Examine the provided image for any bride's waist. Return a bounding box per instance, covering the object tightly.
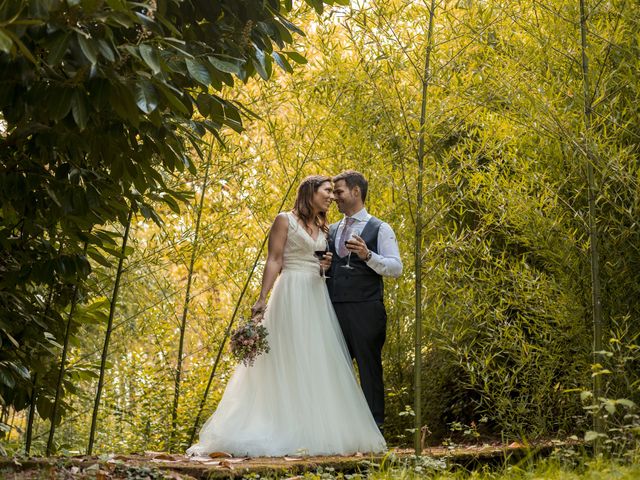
[281,259,319,273]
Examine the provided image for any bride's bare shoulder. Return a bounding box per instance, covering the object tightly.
[272,212,291,229]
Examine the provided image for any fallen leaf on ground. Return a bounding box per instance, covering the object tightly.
[96,470,110,480]
[151,453,178,461]
[208,451,233,458]
[283,456,301,461]
[508,442,523,448]
[218,460,235,470]
[225,457,247,463]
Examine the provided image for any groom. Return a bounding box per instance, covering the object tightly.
[326,170,402,431]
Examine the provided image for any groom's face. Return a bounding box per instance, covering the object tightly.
[333,180,359,214]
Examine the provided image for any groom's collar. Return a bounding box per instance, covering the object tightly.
[345,208,370,222]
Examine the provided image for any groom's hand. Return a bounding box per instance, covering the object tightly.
[319,252,333,271]
[346,235,370,260]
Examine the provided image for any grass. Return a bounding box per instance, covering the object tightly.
[299,456,640,480]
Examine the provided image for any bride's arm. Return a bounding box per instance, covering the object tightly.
[251,213,288,318]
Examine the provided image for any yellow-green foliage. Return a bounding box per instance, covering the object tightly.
[4,0,640,456]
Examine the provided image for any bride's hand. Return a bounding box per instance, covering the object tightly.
[251,299,267,322]
[319,252,333,271]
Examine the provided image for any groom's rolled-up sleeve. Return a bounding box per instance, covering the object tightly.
[366,222,403,278]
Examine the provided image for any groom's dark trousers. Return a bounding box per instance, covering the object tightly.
[327,217,386,427]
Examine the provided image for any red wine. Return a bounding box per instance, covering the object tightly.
[314,250,327,259]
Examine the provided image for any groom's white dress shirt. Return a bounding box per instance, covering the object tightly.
[334,208,403,278]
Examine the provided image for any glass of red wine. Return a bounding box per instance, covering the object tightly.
[341,233,356,270]
[314,249,330,278]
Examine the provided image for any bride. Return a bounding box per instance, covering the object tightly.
[186,175,386,457]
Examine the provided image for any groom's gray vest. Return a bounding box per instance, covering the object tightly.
[327,217,383,303]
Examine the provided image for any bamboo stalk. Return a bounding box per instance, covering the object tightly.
[578,0,604,450]
[87,207,133,454]
[45,242,88,455]
[8,409,15,440]
[168,144,214,452]
[414,0,437,455]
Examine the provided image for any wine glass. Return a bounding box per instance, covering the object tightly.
[314,249,330,278]
[341,233,357,270]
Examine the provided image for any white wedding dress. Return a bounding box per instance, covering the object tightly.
[187,212,386,457]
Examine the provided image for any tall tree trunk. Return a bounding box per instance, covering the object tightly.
[25,373,37,455]
[26,255,59,455]
[168,147,214,452]
[579,0,604,450]
[46,242,88,455]
[87,208,133,454]
[414,0,437,455]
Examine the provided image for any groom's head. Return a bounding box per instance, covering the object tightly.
[333,170,368,215]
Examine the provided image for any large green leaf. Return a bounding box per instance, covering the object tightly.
[273,52,293,73]
[110,81,141,127]
[186,58,211,86]
[139,44,161,74]
[0,368,15,389]
[47,87,73,121]
[252,47,272,80]
[46,31,71,65]
[155,82,190,116]
[209,56,242,75]
[134,79,158,114]
[77,33,98,64]
[283,51,307,64]
[71,91,88,130]
[8,361,30,380]
[97,39,115,62]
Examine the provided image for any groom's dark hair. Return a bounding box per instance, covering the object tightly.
[333,170,368,203]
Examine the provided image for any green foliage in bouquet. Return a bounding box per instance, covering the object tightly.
[230,319,270,367]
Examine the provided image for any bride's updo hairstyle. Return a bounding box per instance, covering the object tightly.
[293,175,331,235]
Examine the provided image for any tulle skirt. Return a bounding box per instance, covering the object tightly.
[186,268,387,457]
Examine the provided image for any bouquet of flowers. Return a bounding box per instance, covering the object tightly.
[230,314,270,367]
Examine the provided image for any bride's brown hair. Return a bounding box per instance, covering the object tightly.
[293,175,331,235]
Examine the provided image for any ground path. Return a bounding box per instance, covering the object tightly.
[1,441,572,479]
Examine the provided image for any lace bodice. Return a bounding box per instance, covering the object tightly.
[282,212,327,273]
